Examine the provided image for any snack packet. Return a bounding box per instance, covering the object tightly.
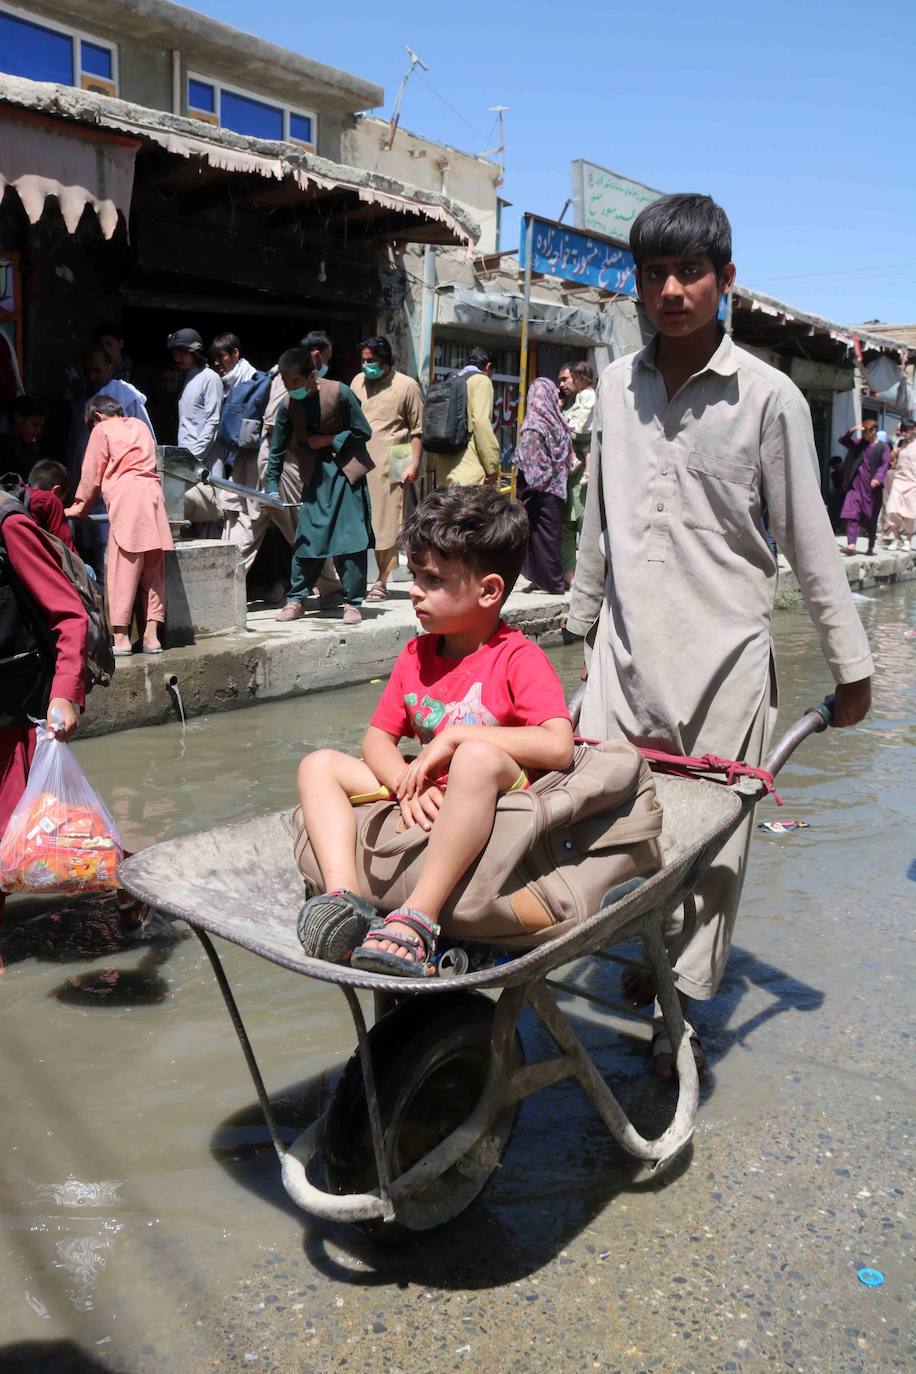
[0,730,123,894]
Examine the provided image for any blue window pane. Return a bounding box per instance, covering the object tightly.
[289,112,313,144]
[0,12,73,85]
[221,89,283,141]
[80,40,112,81]
[188,77,215,114]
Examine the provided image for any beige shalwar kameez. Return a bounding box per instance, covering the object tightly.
[350,369,423,567]
[567,332,874,1000]
[435,372,501,487]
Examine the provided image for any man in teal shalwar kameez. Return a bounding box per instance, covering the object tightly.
[267,347,374,626]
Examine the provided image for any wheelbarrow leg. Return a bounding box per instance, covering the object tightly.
[526,956,697,1166]
[641,914,701,1108]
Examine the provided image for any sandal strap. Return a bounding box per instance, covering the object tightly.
[361,928,423,954]
[385,907,440,952]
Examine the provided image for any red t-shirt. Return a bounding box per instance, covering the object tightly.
[371,621,570,745]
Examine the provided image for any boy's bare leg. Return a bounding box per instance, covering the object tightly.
[368,739,519,962]
[298,750,383,893]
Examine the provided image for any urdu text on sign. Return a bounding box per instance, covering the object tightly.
[519,215,638,297]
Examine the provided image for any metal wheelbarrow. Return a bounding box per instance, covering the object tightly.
[118,697,832,1238]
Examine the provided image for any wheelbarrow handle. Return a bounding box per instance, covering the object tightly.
[764,695,834,778]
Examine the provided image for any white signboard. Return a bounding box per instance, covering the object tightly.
[572,160,664,244]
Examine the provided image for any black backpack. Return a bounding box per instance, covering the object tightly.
[421,373,471,454]
[0,489,114,712]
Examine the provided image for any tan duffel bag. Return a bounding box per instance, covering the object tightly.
[284,740,663,948]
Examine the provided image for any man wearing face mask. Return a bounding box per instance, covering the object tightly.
[222,331,341,603]
[350,336,423,600]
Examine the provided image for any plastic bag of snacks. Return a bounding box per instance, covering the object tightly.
[0,729,123,894]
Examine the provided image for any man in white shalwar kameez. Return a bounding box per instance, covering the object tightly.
[567,194,873,1079]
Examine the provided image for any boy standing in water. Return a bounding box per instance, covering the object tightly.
[296,486,573,976]
[567,193,873,1077]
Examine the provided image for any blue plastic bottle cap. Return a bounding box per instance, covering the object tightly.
[857,1267,884,1287]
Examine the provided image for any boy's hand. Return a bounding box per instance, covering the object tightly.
[831,677,871,727]
[395,784,445,832]
[399,729,462,796]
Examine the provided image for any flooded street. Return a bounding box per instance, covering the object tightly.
[1,587,913,1374]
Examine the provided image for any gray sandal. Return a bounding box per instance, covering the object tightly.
[297,889,380,964]
[350,907,439,978]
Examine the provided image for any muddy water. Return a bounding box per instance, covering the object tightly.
[1,588,913,1373]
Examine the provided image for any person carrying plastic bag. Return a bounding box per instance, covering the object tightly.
[0,486,88,921]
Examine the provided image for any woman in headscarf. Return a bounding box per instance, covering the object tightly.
[514,377,574,594]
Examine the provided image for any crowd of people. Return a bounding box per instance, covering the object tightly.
[1,189,907,1082]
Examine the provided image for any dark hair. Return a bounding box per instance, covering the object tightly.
[93,322,122,343]
[562,360,596,386]
[210,332,241,356]
[359,335,393,366]
[85,393,124,427]
[630,193,733,273]
[10,394,46,421]
[301,330,332,354]
[467,347,493,370]
[28,458,69,493]
[85,344,113,366]
[399,486,528,599]
[278,347,317,378]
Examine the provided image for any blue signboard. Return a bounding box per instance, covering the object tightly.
[519,214,638,297]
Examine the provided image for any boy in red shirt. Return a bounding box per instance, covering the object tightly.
[296,485,574,976]
[26,460,78,553]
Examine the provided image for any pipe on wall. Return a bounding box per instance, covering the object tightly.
[171,50,181,115]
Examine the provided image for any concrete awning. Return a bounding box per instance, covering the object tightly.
[0,75,479,246]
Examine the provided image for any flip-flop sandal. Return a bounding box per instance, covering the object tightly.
[650,1018,706,1077]
[297,889,379,963]
[364,582,390,603]
[350,907,439,978]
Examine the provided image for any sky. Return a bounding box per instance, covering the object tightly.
[189,0,914,326]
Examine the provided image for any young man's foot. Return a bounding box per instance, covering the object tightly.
[141,629,163,654]
[276,600,305,621]
[841,545,859,556]
[351,908,439,977]
[364,581,389,603]
[112,632,132,656]
[621,965,656,1007]
[341,604,362,626]
[651,1018,706,1081]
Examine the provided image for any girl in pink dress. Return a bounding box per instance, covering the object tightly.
[66,395,174,656]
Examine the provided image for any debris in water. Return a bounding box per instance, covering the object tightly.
[25,1291,50,1318]
[759,819,810,834]
[857,1267,884,1287]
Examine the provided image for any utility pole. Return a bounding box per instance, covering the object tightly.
[384,46,428,151]
[483,105,509,187]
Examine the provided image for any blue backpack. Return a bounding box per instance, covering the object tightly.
[218,369,274,461]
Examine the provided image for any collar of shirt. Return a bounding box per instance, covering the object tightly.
[634,329,739,381]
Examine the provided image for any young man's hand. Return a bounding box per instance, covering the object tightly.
[831,677,872,727]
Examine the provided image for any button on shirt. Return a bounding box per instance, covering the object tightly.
[567,332,874,757]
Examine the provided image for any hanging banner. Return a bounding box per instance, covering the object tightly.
[518,214,637,297]
[571,161,664,243]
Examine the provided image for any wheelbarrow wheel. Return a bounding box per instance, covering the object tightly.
[324,990,522,1240]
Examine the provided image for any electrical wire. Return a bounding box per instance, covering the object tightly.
[412,70,494,147]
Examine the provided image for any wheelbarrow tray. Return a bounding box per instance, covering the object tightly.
[118,772,743,994]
